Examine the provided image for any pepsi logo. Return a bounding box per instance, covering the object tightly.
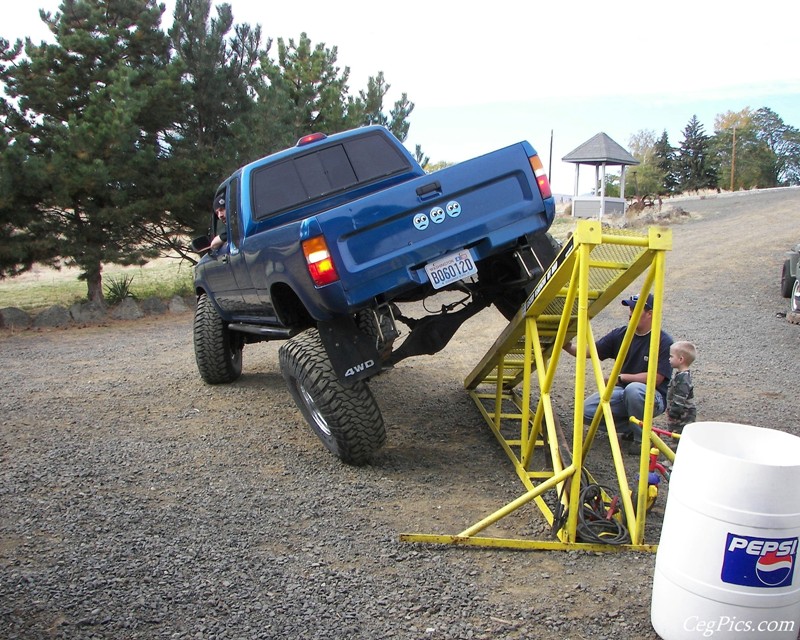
[756,550,794,586]
[722,534,798,589]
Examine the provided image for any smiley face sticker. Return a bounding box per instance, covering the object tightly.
[446,201,461,217]
[412,201,462,231]
[413,213,429,230]
[430,207,445,224]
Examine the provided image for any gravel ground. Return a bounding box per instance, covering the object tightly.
[2,188,799,639]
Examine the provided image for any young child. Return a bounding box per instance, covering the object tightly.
[666,341,697,432]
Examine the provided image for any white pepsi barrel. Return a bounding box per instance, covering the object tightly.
[651,422,800,639]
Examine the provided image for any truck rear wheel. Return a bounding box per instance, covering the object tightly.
[193,293,243,384]
[493,232,560,320]
[279,329,386,466]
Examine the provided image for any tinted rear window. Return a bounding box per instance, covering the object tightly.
[251,131,411,219]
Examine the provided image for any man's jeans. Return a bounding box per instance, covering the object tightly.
[582,382,666,443]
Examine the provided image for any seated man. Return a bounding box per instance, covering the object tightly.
[209,195,227,250]
[563,293,673,451]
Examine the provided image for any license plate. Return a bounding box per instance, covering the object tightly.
[424,249,477,289]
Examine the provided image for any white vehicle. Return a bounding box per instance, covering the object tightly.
[781,243,800,297]
[792,280,800,315]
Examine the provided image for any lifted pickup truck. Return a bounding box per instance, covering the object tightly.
[191,125,557,464]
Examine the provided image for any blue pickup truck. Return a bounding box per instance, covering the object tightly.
[191,125,557,464]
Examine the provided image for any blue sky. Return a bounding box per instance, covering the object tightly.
[6,0,800,195]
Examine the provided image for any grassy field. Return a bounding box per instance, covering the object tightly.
[0,258,195,312]
[0,215,578,314]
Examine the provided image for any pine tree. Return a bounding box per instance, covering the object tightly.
[0,0,181,302]
[1,5,418,285]
[352,71,414,142]
[258,33,351,144]
[1,38,58,275]
[257,33,415,146]
[676,116,718,193]
[163,0,264,254]
[654,130,678,195]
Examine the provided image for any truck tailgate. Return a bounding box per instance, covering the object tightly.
[315,142,554,302]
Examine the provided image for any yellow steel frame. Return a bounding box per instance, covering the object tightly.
[401,220,674,552]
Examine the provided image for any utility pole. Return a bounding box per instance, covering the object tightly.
[730,125,736,191]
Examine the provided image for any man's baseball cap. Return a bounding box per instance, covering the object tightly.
[621,293,654,310]
[214,195,225,209]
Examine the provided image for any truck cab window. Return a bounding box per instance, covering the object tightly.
[251,130,412,220]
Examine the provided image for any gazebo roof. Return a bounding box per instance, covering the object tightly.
[562,132,639,166]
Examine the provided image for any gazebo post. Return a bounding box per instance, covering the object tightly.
[620,165,627,208]
[600,164,606,219]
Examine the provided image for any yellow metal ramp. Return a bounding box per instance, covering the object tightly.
[401,219,674,551]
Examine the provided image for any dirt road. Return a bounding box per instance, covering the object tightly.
[2,188,799,639]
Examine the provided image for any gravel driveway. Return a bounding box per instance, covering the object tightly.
[2,188,799,639]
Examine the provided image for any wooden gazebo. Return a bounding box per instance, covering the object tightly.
[563,132,639,218]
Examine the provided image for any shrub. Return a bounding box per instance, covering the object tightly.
[105,275,137,305]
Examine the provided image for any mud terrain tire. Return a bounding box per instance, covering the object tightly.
[279,328,386,465]
[193,293,243,384]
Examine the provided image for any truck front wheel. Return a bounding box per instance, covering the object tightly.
[279,329,386,465]
[193,293,243,384]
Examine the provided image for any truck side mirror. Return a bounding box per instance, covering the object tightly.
[190,235,211,253]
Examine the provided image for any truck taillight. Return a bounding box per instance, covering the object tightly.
[529,155,552,200]
[302,236,339,287]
